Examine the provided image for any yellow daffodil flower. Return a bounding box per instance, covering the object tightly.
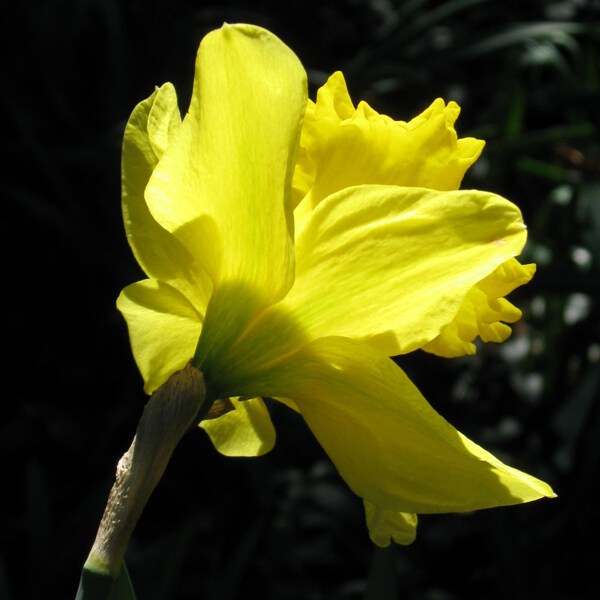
[117,23,554,547]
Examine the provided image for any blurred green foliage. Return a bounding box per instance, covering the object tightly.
[2,1,599,599]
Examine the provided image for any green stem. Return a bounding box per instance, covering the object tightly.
[364,545,398,600]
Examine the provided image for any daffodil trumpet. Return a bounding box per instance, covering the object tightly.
[80,23,554,597]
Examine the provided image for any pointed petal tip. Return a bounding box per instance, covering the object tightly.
[540,481,557,499]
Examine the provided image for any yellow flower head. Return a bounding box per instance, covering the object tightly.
[117,23,554,547]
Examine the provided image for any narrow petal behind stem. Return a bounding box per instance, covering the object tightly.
[84,363,206,579]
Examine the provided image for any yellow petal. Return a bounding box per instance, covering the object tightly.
[145,24,305,305]
[423,259,536,357]
[116,280,202,393]
[251,336,554,514]
[364,501,418,547]
[280,184,530,357]
[274,397,301,413]
[121,83,211,313]
[293,71,484,229]
[199,396,275,457]
[143,25,307,379]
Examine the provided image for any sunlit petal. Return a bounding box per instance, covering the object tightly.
[200,396,275,457]
[251,337,554,514]
[121,84,212,313]
[145,25,305,307]
[281,184,529,357]
[117,280,202,393]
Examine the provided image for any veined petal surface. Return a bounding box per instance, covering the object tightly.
[255,337,554,514]
[117,280,202,393]
[200,396,276,457]
[144,25,307,376]
[280,184,530,357]
[121,83,212,313]
[145,24,306,306]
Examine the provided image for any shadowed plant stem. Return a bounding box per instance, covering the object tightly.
[365,545,398,600]
[76,363,207,599]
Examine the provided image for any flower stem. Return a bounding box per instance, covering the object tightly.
[77,363,207,598]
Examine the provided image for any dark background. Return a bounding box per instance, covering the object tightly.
[2,1,600,598]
